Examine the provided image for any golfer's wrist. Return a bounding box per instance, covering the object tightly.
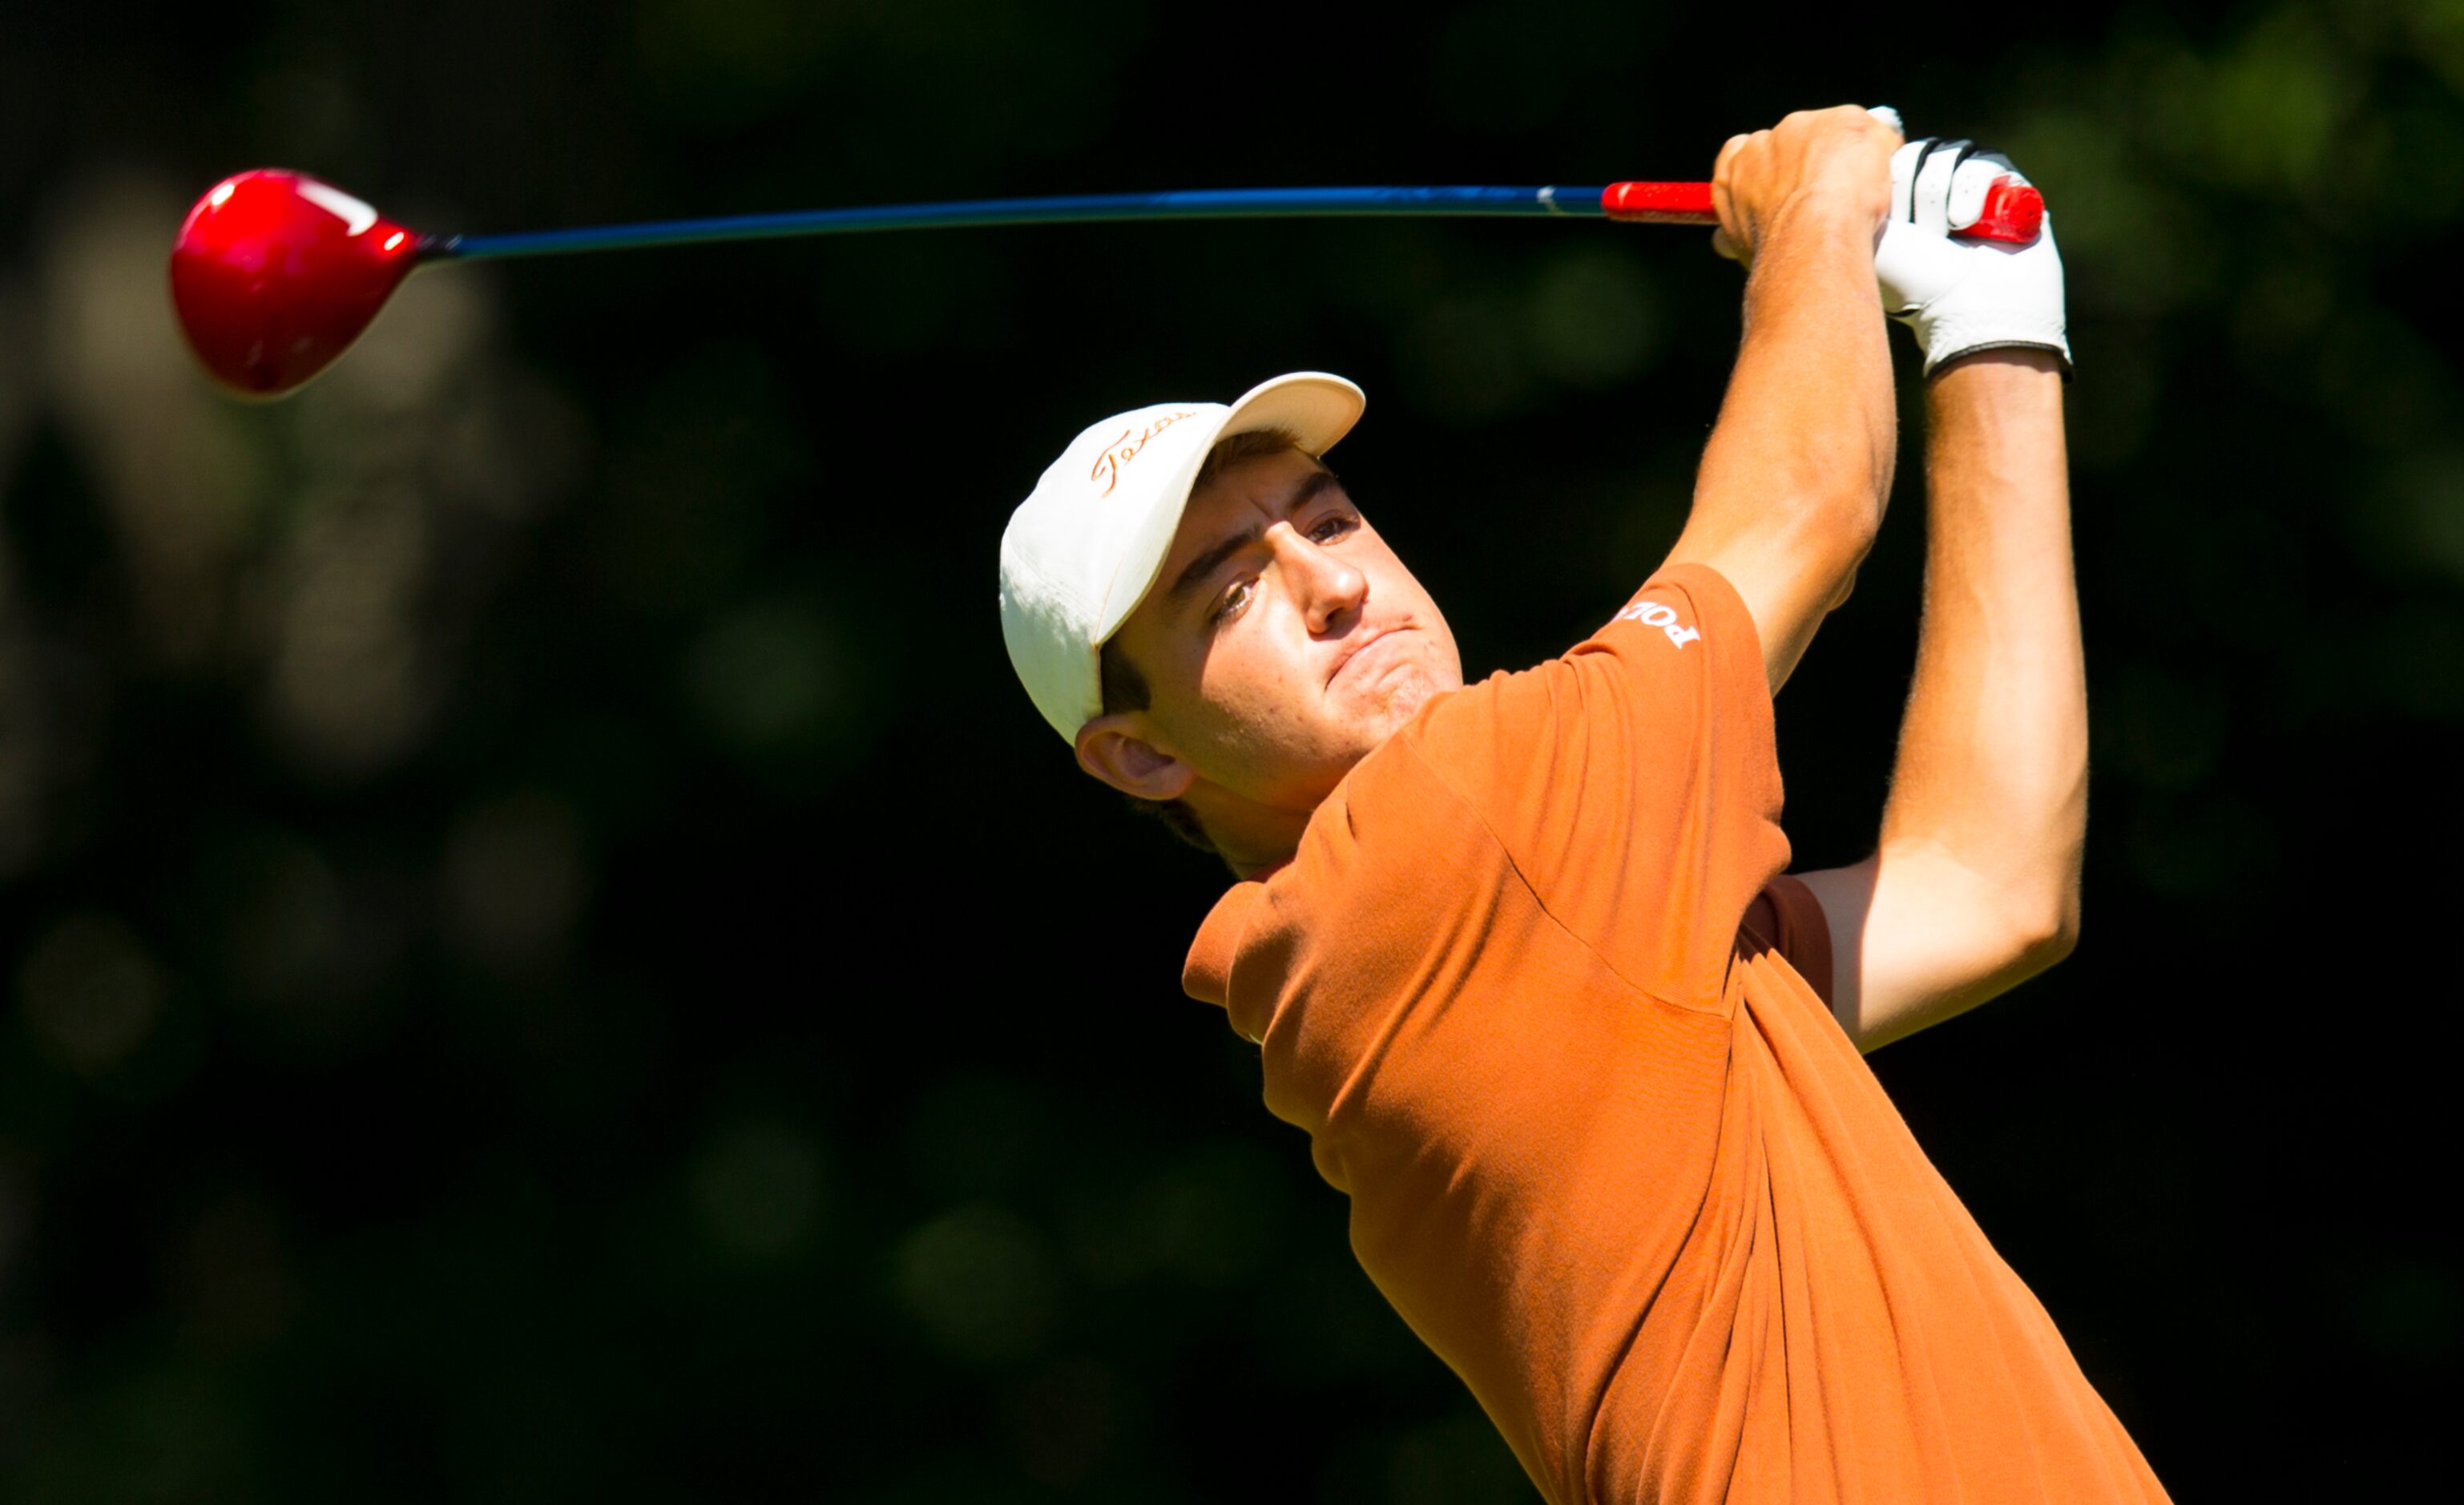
[1725,185,1881,266]
[1926,345,2068,393]
[1926,349,2065,462]
[1753,189,1885,269]
[1742,204,1885,322]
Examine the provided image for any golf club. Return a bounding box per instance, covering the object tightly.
[167,170,2046,399]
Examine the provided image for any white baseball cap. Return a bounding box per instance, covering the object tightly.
[999,372,1366,740]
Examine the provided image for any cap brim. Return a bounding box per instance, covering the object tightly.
[1215,370,1365,458]
[1093,372,1365,645]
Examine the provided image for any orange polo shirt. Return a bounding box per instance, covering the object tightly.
[1183,564,2168,1504]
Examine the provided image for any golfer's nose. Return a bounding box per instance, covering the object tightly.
[1275,528,1367,635]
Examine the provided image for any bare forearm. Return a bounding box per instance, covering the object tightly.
[1700,202,1897,523]
[1881,350,2084,943]
[1662,106,1901,689]
[1679,203,1895,685]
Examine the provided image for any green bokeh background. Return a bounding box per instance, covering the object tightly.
[2,2,2457,1499]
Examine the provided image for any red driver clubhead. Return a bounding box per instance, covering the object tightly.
[169,170,421,398]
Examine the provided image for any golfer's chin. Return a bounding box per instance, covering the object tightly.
[1325,662,1447,760]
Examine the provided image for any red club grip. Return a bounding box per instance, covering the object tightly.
[1602,176,2045,244]
[1600,181,1716,223]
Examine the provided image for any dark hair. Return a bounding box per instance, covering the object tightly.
[1099,426,1309,855]
[1098,640,1212,850]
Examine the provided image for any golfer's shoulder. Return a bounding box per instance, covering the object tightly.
[1398,563,1755,795]
[1192,749,1512,1031]
[1583,563,1756,684]
[1308,709,1506,879]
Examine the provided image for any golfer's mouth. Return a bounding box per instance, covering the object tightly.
[1329,625,1413,688]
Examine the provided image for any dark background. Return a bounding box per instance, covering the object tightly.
[2,2,2457,1499]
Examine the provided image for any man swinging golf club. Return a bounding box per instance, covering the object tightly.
[999,106,2168,1503]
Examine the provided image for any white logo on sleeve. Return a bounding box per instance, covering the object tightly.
[1614,598,1701,649]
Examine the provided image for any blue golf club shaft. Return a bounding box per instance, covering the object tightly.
[427,185,1617,261]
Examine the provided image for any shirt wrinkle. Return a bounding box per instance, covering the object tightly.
[1391,726,1698,1019]
[1180,565,2170,1505]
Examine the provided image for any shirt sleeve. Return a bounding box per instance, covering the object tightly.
[1743,874,1835,1007]
[1399,562,1792,1012]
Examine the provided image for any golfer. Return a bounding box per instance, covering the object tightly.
[1000,107,2167,1503]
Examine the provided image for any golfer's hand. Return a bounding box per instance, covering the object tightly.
[1710,106,1901,264]
[1872,139,2072,376]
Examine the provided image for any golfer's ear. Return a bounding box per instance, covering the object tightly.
[1075,715,1196,802]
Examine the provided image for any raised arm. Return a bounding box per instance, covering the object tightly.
[1661,106,1901,690]
[1794,138,2084,1051]
[1801,353,2082,1050]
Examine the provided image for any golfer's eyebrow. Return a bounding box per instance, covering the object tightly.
[1169,527,1260,603]
[1167,471,1345,603]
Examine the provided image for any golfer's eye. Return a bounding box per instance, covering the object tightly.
[1212,579,1256,624]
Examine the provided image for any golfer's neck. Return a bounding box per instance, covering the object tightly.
[1185,787,1315,878]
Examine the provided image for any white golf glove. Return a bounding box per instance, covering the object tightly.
[1872,136,2071,377]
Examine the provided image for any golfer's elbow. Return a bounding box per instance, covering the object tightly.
[1971,777,2088,984]
[1797,434,1889,547]
[2026,792,2090,971]
[1790,478,1883,603]
[1999,870,2083,982]
[2016,895,2081,974]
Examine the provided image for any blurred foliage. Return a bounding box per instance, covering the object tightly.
[0,0,2458,1499]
